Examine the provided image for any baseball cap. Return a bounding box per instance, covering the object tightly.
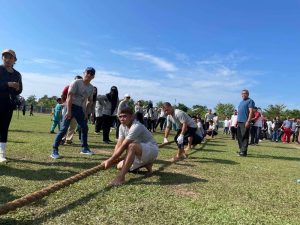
[124,93,130,98]
[85,67,95,76]
[2,49,17,61]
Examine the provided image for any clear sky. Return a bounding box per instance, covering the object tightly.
[1,0,299,109]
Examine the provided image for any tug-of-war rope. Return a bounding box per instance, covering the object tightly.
[0,141,175,216]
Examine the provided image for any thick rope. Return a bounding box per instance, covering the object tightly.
[0,141,174,216]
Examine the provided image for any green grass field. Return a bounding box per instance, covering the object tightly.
[0,113,299,225]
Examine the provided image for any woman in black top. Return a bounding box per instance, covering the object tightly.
[0,49,23,162]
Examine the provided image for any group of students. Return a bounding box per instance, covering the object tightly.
[222,107,300,145]
[45,66,207,186]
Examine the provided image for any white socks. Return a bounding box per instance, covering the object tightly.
[0,142,7,162]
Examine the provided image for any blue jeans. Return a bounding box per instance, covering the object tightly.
[272,130,279,141]
[53,104,88,149]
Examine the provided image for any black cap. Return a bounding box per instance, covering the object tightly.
[85,67,95,76]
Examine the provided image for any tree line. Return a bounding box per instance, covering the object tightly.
[24,95,300,120]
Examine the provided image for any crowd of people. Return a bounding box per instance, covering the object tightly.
[1,48,299,186]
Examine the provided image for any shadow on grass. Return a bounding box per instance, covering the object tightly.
[9,129,50,135]
[199,148,226,153]
[248,154,300,161]
[129,170,207,186]
[0,186,114,225]
[10,158,106,170]
[0,187,18,205]
[193,157,239,165]
[0,165,76,181]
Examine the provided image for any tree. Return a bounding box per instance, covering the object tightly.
[155,101,164,108]
[26,95,38,106]
[214,102,235,120]
[176,103,189,112]
[187,105,208,118]
[37,95,58,109]
[284,109,300,119]
[263,104,286,119]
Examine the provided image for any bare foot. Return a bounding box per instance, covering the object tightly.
[170,154,187,162]
[144,163,153,174]
[109,176,125,187]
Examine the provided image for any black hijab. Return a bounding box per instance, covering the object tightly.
[106,86,118,115]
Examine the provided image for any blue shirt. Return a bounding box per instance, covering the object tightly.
[237,98,255,122]
[282,120,292,129]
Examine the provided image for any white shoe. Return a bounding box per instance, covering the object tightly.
[0,143,6,162]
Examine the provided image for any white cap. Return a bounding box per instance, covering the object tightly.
[124,93,130,98]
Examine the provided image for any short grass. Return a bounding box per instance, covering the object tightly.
[0,113,299,225]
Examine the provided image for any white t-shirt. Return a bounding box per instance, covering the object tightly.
[68,79,93,108]
[119,120,157,145]
[224,119,229,128]
[231,114,238,127]
[166,109,197,129]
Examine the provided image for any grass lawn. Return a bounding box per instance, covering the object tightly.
[0,113,299,225]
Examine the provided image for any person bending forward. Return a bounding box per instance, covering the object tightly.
[101,107,158,186]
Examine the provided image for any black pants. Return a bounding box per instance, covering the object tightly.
[95,116,103,133]
[155,117,166,131]
[102,114,112,142]
[231,126,237,140]
[135,112,144,124]
[237,122,250,155]
[174,127,197,150]
[116,118,120,139]
[0,108,13,142]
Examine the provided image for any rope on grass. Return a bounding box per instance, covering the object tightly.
[0,141,174,216]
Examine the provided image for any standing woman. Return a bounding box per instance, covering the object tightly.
[0,49,23,162]
[98,86,119,144]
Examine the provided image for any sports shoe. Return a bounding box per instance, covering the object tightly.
[50,149,60,159]
[80,148,94,155]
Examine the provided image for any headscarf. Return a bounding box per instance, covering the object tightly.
[106,86,118,115]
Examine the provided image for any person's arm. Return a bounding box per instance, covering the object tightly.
[85,95,93,120]
[245,108,254,128]
[180,122,188,135]
[65,92,73,119]
[101,138,133,169]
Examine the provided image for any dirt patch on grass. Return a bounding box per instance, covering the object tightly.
[171,186,200,199]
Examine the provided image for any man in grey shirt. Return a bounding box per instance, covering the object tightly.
[50,67,95,159]
[101,107,158,186]
[163,102,201,162]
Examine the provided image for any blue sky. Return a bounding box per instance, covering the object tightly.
[1,0,299,109]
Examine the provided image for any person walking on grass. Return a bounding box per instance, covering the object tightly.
[237,89,255,157]
[50,98,63,134]
[0,49,23,162]
[50,67,95,159]
[162,102,202,161]
[101,107,158,186]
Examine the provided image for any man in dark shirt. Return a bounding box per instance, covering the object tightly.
[237,89,255,157]
[272,116,282,142]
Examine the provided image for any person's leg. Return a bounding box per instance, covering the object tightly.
[65,118,77,143]
[52,118,71,149]
[50,121,57,133]
[0,109,13,161]
[237,123,243,153]
[73,107,88,149]
[239,123,250,156]
[255,126,261,144]
[95,117,100,133]
[285,128,291,143]
[116,118,120,139]
[111,143,143,186]
[102,114,111,142]
[250,126,255,144]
